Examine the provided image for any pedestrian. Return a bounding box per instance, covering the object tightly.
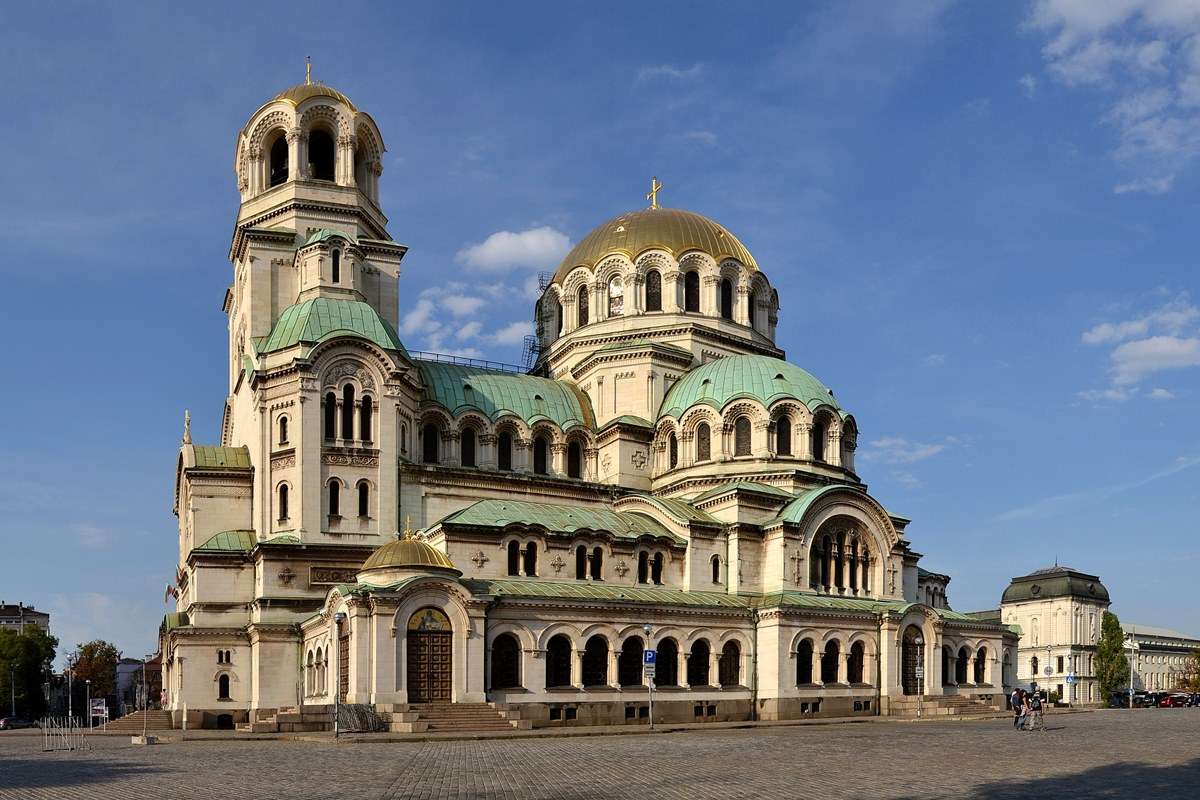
[1010,687,1024,729]
[1026,689,1045,732]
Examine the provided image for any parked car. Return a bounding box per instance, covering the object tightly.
[1159,694,1189,708]
[0,717,36,730]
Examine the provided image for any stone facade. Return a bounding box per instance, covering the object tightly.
[159,73,1015,729]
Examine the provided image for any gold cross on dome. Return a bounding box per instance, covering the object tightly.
[646,176,664,209]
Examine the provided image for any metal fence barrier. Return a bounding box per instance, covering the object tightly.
[41,717,89,751]
[336,704,387,733]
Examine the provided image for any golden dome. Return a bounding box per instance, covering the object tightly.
[271,82,358,112]
[361,537,458,573]
[552,207,758,285]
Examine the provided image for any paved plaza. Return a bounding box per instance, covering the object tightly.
[1,711,1197,799]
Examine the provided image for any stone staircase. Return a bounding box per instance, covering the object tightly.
[378,702,531,733]
[889,695,1003,719]
[236,705,332,733]
[102,710,174,731]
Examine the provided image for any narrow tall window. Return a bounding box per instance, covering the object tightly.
[590,546,603,580]
[720,278,733,320]
[279,416,289,445]
[218,674,231,700]
[849,642,865,684]
[719,641,740,686]
[328,480,340,517]
[812,419,827,462]
[324,392,337,440]
[711,555,720,583]
[577,285,590,327]
[684,271,700,312]
[734,416,752,456]
[357,482,369,517]
[821,641,840,684]
[637,551,649,584]
[656,638,678,686]
[269,135,288,187]
[461,427,476,467]
[507,540,520,576]
[331,249,341,284]
[776,416,791,455]
[546,635,572,687]
[748,290,757,329]
[278,484,289,521]
[645,269,662,311]
[422,423,439,463]
[651,552,664,585]
[341,385,355,440]
[308,129,335,181]
[608,276,624,316]
[533,435,548,474]
[523,541,537,576]
[696,422,711,461]
[575,545,588,579]
[498,431,512,471]
[668,433,678,469]
[491,633,521,690]
[687,640,710,686]
[567,441,582,478]
[797,639,814,684]
[360,396,372,441]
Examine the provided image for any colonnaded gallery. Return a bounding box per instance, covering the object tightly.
[161,71,1017,731]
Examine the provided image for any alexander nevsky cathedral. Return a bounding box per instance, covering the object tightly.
[161,71,1017,732]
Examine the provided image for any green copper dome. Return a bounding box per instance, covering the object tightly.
[417,361,595,429]
[260,298,406,355]
[659,354,842,419]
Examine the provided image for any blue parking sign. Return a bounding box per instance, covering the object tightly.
[644,649,656,665]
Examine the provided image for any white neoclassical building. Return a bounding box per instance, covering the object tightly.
[160,71,1016,731]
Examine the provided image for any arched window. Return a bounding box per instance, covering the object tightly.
[268,134,288,187]
[645,269,662,311]
[278,415,289,445]
[608,276,624,316]
[696,422,711,461]
[651,552,664,585]
[719,278,733,320]
[582,635,609,686]
[942,646,953,686]
[656,638,679,686]
[523,541,537,576]
[575,545,588,579]
[331,249,341,284]
[533,435,549,474]
[974,646,987,684]
[357,481,369,517]
[748,289,757,329]
[341,384,355,440]
[849,642,865,684]
[618,636,644,686]
[637,551,649,584]
[711,555,721,584]
[734,416,752,456]
[797,639,814,685]
[507,540,520,576]
[277,484,289,521]
[491,633,521,690]
[577,285,589,327]
[776,416,791,455]
[668,433,678,469]
[684,270,700,312]
[460,427,476,468]
[328,479,340,517]
[324,392,337,440]
[422,423,439,463]
[719,641,741,687]
[956,647,970,685]
[306,651,314,694]
[687,640,711,686]
[497,431,513,471]
[218,673,230,700]
[400,423,408,455]
[360,396,372,441]
[590,546,603,580]
[821,641,840,684]
[812,419,827,462]
[308,128,335,181]
[567,441,582,478]
[848,540,859,591]
[546,635,572,687]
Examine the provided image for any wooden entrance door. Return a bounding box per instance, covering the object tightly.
[901,626,922,696]
[407,608,452,702]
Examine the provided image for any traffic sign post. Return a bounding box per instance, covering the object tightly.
[1066,672,1075,708]
[644,649,657,729]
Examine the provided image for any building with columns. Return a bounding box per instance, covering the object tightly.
[159,71,1016,731]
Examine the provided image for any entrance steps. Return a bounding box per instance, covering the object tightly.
[377,702,531,733]
[102,710,174,731]
[889,695,1003,718]
[236,705,332,733]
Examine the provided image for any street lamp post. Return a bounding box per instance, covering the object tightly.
[9,666,14,717]
[67,667,72,723]
[643,623,654,731]
[85,680,91,730]
[914,634,924,719]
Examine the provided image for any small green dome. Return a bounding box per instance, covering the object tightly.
[659,354,842,420]
[259,298,406,355]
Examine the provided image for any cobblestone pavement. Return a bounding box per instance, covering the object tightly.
[1,710,1197,799]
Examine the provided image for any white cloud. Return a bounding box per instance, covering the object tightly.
[682,130,718,146]
[443,294,486,317]
[1111,334,1200,384]
[1148,386,1177,399]
[1026,0,1200,192]
[1075,386,1137,404]
[891,470,923,488]
[860,435,954,464]
[1079,295,1200,397]
[489,321,533,346]
[922,353,946,367]
[455,227,571,273]
[456,321,483,341]
[1019,73,1039,97]
[1081,296,1199,344]
[636,63,704,83]
[399,296,437,336]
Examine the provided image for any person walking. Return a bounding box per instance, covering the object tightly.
[1011,687,1024,730]
[1026,689,1045,732]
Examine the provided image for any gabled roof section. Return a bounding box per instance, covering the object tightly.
[463,578,749,608]
[440,498,683,544]
[160,612,190,633]
[261,298,406,355]
[692,481,793,503]
[191,446,252,470]
[599,414,654,431]
[416,361,594,429]
[304,228,356,247]
[194,529,256,553]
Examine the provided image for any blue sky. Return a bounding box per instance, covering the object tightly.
[2,1,1199,664]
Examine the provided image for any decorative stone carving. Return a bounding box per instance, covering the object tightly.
[278,567,296,587]
[471,551,489,568]
[322,453,379,467]
[631,449,648,469]
[324,362,375,390]
[614,560,629,577]
[550,555,566,574]
[310,566,359,585]
[271,455,295,469]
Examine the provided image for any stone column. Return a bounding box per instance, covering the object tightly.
[571,646,583,689]
[709,648,721,687]
[826,426,842,467]
[286,128,301,182]
[608,648,619,687]
[678,649,690,689]
[702,275,719,316]
[664,270,682,312]
[735,284,751,326]
[479,433,497,469]
[797,422,812,462]
[550,443,567,477]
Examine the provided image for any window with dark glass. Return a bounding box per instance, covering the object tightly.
[651,552,663,585]
[696,422,711,461]
[687,640,710,686]
[590,546,603,580]
[684,271,700,312]
[269,135,288,187]
[567,441,582,478]
[577,285,589,327]
[507,541,520,576]
[618,637,644,686]
[357,481,369,516]
[776,416,791,455]
[308,129,335,181]
[637,551,649,584]
[491,633,521,690]
[582,636,608,686]
[498,431,512,471]
[645,269,662,312]
[533,435,548,474]
[360,396,372,441]
[328,480,340,517]
[341,384,355,440]
[719,278,733,320]
[331,249,341,284]
[461,427,476,467]
[719,641,740,686]
[734,416,752,456]
[797,639,814,684]
[278,484,289,520]
[575,545,588,579]
[422,423,439,463]
[523,541,537,576]
[324,392,337,440]
[546,635,572,687]
[278,415,288,445]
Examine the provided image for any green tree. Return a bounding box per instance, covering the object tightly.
[0,625,58,719]
[1095,610,1130,699]
[1176,649,1200,692]
[67,640,121,698]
